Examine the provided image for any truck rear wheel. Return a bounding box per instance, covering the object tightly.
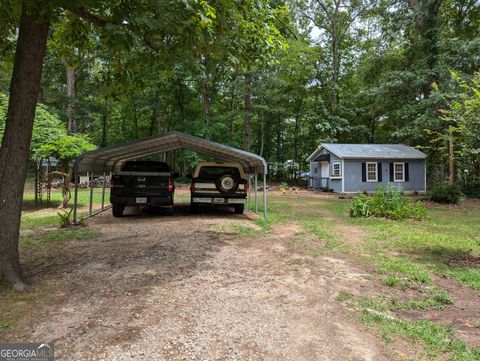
[112,204,124,217]
[190,203,198,213]
[234,204,244,214]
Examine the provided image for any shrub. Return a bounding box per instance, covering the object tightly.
[461,180,480,199]
[430,182,464,204]
[350,184,426,220]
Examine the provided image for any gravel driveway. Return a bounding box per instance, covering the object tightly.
[11,202,388,360]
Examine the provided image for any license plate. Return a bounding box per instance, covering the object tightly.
[136,197,147,203]
[213,198,225,204]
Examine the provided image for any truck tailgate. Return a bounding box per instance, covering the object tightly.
[111,172,170,197]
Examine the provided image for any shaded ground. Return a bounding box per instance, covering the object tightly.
[2,190,479,360]
[2,197,389,360]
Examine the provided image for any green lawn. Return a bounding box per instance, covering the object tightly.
[250,193,480,360]
[260,194,480,289]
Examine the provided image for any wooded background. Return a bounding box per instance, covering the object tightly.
[1,0,479,183]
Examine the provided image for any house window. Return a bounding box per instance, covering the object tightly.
[332,162,341,177]
[366,162,377,182]
[394,162,405,182]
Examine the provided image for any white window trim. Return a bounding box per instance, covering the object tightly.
[332,161,341,177]
[366,162,378,182]
[394,162,405,182]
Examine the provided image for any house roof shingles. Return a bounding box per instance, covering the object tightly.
[308,144,426,161]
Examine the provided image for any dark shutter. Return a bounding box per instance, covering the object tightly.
[361,162,366,182]
[377,162,382,182]
[389,163,394,182]
[405,163,409,182]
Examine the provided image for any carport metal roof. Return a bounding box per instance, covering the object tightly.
[72,131,268,223]
[73,131,268,174]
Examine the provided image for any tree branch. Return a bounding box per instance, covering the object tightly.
[68,7,110,28]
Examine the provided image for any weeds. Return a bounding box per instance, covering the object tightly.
[57,208,74,227]
[350,184,426,220]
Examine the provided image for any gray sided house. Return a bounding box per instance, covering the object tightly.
[306,144,427,193]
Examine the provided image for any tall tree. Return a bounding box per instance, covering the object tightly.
[0,4,49,288]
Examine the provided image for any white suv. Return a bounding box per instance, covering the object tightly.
[189,162,248,214]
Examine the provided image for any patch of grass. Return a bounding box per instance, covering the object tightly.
[290,258,305,266]
[339,293,480,360]
[336,290,354,302]
[348,202,480,289]
[0,291,51,333]
[377,256,432,284]
[23,188,110,209]
[383,276,401,287]
[301,220,339,252]
[229,222,260,236]
[21,229,99,246]
[361,311,480,360]
[0,322,11,330]
[20,214,59,230]
[441,267,480,289]
[390,290,453,311]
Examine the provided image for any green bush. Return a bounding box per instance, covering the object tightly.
[461,180,480,199]
[350,184,426,220]
[430,182,464,204]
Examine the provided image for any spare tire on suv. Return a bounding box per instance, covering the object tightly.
[215,172,240,195]
[189,162,247,214]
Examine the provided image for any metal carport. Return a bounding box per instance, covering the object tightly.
[72,131,268,222]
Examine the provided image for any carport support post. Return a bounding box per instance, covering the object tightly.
[247,174,252,210]
[73,167,79,224]
[101,172,106,210]
[89,170,94,215]
[263,173,267,220]
[254,172,258,214]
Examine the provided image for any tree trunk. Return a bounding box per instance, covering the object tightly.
[0,6,49,287]
[65,63,76,133]
[243,69,252,152]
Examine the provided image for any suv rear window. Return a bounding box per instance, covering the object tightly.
[122,161,170,172]
[198,166,240,179]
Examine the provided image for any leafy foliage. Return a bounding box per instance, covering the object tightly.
[350,184,427,220]
[430,182,464,204]
[461,180,480,199]
[57,208,73,227]
[1,0,480,182]
[0,93,65,159]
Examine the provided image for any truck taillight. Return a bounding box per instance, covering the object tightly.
[110,178,115,188]
[190,182,195,193]
[168,178,173,193]
[244,182,248,194]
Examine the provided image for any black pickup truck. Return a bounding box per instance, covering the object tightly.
[110,161,177,217]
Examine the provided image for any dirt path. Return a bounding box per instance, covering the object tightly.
[4,204,389,360]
